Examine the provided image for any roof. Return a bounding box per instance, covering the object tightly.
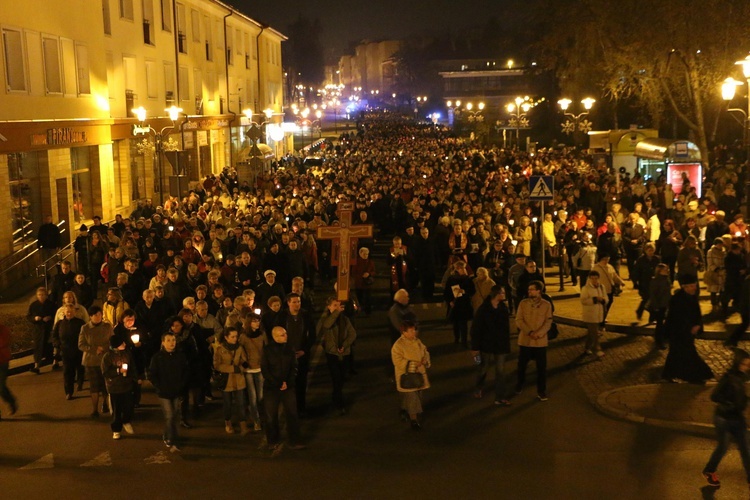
[633,138,702,162]
[210,0,287,41]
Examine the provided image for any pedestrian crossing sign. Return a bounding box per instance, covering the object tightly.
[529,175,554,200]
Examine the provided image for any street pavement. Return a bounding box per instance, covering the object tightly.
[4,251,750,497]
[2,299,750,498]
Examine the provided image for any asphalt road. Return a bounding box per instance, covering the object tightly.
[0,306,746,499]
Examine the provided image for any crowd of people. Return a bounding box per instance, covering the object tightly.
[6,112,750,457]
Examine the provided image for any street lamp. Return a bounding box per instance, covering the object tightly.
[507,96,533,149]
[723,55,750,216]
[722,56,750,162]
[558,97,595,145]
[242,107,275,184]
[132,105,183,206]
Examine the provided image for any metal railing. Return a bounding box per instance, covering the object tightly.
[0,220,68,292]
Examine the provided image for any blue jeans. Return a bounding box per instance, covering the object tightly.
[475,353,507,400]
[158,397,182,444]
[244,372,263,424]
[704,415,750,482]
[222,389,247,422]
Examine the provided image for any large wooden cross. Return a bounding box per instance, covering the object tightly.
[317,201,374,301]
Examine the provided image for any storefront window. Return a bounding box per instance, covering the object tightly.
[8,152,42,250]
[71,147,94,223]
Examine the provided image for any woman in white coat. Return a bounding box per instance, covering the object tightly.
[391,320,431,430]
[580,271,609,358]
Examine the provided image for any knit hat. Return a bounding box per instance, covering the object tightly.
[79,224,88,231]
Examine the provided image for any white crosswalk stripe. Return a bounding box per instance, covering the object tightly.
[18,453,54,470]
[80,451,112,467]
[144,450,171,464]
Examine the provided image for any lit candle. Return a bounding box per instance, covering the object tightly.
[130,333,140,344]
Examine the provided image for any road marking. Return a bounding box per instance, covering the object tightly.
[80,451,112,467]
[18,453,54,470]
[144,450,171,464]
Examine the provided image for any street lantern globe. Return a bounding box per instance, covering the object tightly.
[315,110,322,119]
[478,102,485,111]
[446,100,453,108]
[166,106,183,121]
[736,55,750,79]
[455,100,461,107]
[263,108,274,119]
[558,98,572,111]
[269,127,285,142]
[507,103,516,113]
[132,106,147,122]
[243,108,253,119]
[521,102,531,113]
[466,102,473,111]
[301,108,310,118]
[581,98,596,110]
[722,77,742,101]
[515,96,524,106]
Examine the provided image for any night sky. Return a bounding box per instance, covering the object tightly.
[231,0,507,57]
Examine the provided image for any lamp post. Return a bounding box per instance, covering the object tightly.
[465,102,485,141]
[132,105,183,206]
[557,97,595,147]
[723,54,750,216]
[506,96,533,150]
[242,107,275,185]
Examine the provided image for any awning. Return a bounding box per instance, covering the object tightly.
[633,138,701,162]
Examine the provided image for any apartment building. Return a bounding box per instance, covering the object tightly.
[0,0,285,259]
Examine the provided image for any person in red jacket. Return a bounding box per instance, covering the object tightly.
[0,322,18,419]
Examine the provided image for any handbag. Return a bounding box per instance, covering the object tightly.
[548,322,559,340]
[400,361,425,389]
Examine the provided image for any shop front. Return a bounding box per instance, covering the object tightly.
[0,119,113,256]
[634,138,703,196]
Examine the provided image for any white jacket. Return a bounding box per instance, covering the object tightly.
[580,283,608,323]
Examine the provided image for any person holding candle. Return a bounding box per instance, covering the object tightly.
[114,309,146,405]
[101,334,138,440]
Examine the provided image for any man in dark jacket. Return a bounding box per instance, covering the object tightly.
[444,260,475,347]
[702,349,750,488]
[412,227,438,300]
[633,243,660,321]
[262,326,304,451]
[37,215,61,262]
[149,332,189,451]
[470,286,512,405]
[49,260,75,307]
[275,293,316,417]
[27,287,56,374]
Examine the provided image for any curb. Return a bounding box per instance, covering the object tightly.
[593,386,714,436]
[553,314,736,341]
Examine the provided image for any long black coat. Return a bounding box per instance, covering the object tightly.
[470,297,511,354]
[662,289,713,382]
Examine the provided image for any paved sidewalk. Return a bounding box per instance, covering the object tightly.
[544,265,747,435]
